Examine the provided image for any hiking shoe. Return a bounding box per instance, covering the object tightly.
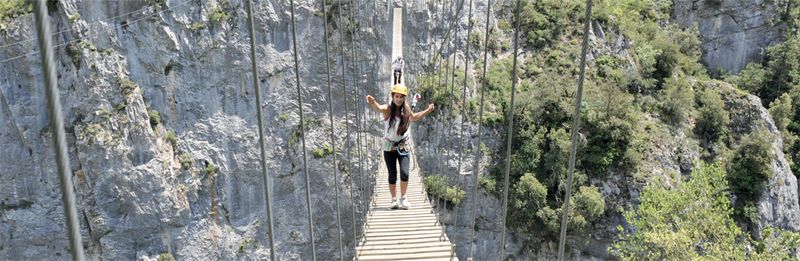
[399,196,410,210]
[390,198,399,210]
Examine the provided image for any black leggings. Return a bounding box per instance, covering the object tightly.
[384,150,409,184]
[393,69,402,84]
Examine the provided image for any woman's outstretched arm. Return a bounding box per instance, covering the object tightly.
[411,103,435,122]
[366,95,389,118]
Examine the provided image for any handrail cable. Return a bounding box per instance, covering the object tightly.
[468,0,492,258]
[557,0,594,260]
[244,1,276,260]
[499,0,523,258]
[288,0,317,259]
[348,0,368,241]
[335,0,359,252]
[453,0,474,251]
[33,1,85,260]
[319,0,345,259]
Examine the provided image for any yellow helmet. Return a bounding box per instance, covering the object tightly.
[391,84,408,96]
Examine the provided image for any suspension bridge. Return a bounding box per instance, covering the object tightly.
[18,0,596,260]
[353,8,456,261]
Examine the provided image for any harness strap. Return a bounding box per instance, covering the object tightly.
[385,136,408,146]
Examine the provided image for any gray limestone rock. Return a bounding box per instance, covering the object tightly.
[672,0,788,74]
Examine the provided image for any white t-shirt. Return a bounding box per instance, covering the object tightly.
[393,60,403,70]
[383,115,409,151]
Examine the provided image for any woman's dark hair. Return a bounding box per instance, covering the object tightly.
[387,99,411,136]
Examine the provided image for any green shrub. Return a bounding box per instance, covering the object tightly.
[0,0,31,30]
[540,128,572,188]
[584,116,636,176]
[278,113,289,123]
[727,131,775,223]
[443,187,466,205]
[204,163,218,176]
[179,153,192,170]
[523,185,603,236]
[469,32,482,49]
[650,34,681,83]
[612,162,800,260]
[530,206,555,232]
[312,143,334,158]
[731,62,769,94]
[478,57,515,126]
[423,175,465,205]
[79,39,97,52]
[164,130,178,147]
[478,175,496,193]
[660,76,694,125]
[415,62,465,116]
[509,125,545,184]
[209,9,229,24]
[497,19,511,32]
[116,77,138,96]
[512,173,547,212]
[66,42,83,66]
[190,21,205,31]
[486,29,502,55]
[761,37,800,105]
[694,88,730,153]
[613,163,745,259]
[148,109,161,129]
[573,186,604,220]
[754,226,800,260]
[769,90,800,175]
[209,1,231,25]
[158,253,175,261]
[583,75,641,175]
[519,0,584,48]
[68,13,81,23]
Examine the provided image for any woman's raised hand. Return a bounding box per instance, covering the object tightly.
[427,103,435,111]
[366,95,375,104]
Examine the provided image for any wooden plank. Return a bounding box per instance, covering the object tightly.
[367,219,438,225]
[356,251,453,261]
[358,241,452,251]
[358,245,453,256]
[365,230,443,238]
[361,233,444,242]
[367,224,441,231]
[359,236,448,245]
[369,209,434,214]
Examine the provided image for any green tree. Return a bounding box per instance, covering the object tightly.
[613,163,745,260]
[769,89,800,175]
[612,163,799,260]
[529,185,604,236]
[762,37,800,105]
[694,88,730,159]
[732,63,769,94]
[660,76,694,125]
[512,173,548,218]
[727,131,775,223]
[572,186,605,223]
[480,57,515,126]
[540,128,573,190]
[519,0,585,48]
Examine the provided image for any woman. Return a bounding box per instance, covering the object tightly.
[366,84,434,209]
